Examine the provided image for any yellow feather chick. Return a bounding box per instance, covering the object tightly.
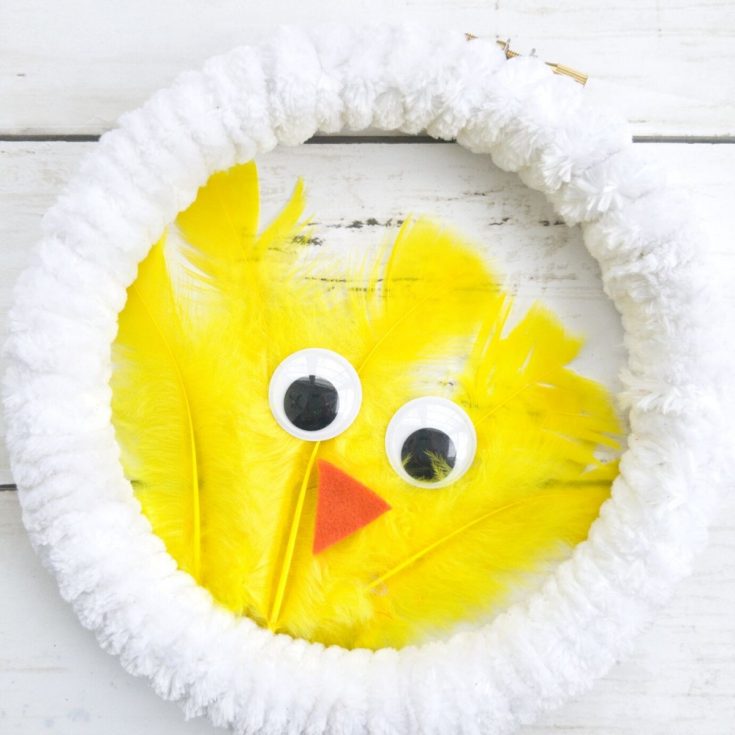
[111,162,621,650]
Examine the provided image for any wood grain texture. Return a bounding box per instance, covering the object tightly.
[1,0,734,137]
[0,141,733,734]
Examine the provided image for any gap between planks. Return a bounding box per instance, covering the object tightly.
[1,134,734,144]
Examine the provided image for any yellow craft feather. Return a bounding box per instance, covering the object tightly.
[111,161,621,650]
[111,236,203,579]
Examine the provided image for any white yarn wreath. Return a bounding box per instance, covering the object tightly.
[2,24,728,735]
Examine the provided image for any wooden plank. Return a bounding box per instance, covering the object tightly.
[1,141,734,486]
[1,489,734,734]
[0,1,734,137]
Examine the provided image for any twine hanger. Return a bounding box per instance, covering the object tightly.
[465,34,589,85]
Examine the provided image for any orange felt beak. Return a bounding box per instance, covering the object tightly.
[313,459,391,555]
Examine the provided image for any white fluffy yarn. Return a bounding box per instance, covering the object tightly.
[2,24,728,735]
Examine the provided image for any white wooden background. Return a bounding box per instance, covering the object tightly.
[1,3,734,734]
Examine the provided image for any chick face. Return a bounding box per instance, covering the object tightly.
[111,162,620,650]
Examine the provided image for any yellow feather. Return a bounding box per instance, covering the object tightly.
[263,217,502,629]
[111,235,202,579]
[111,161,621,650]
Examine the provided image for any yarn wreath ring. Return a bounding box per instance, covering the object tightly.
[3,24,725,735]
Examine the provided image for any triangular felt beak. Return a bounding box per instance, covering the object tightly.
[313,459,391,555]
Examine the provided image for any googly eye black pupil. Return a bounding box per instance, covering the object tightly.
[401,428,457,483]
[283,375,339,432]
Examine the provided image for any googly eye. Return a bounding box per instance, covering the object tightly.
[385,397,477,488]
[269,348,362,441]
